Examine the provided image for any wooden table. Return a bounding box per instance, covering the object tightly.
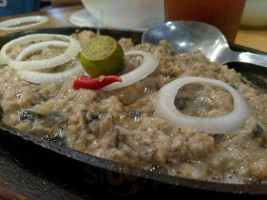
[0,5,267,53]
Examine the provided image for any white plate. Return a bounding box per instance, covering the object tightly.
[69,9,106,29]
[0,15,49,31]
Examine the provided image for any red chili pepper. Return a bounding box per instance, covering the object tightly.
[73,75,122,90]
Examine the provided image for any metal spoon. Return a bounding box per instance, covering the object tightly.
[142,21,267,67]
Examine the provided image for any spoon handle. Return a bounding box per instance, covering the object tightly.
[223,49,267,68]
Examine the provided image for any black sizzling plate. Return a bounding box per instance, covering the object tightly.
[0,27,266,199]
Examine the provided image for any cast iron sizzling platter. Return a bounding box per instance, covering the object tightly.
[0,27,266,198]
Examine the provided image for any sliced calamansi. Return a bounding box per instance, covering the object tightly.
[80,35,124,77]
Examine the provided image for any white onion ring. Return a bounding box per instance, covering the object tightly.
[0,34,81,70]
[17,63,84,84]
[8,36,83,84]
[16,41,68,61]
[155,77,250,133]
[101,50,159,91]
[0,16,48,31]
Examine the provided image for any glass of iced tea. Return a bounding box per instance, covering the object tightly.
[164,0,246,43]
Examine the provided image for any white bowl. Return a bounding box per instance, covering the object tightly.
[81,0,164,29]
[241,0,267,28]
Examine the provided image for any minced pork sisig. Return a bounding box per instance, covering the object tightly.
[0,30,266,184]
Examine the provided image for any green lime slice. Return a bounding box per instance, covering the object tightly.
[80,35,124,77]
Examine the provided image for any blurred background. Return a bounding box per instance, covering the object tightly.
[0,0,266,29]
[0,0,82,17]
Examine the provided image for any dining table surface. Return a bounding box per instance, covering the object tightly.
[0,4,267,200]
